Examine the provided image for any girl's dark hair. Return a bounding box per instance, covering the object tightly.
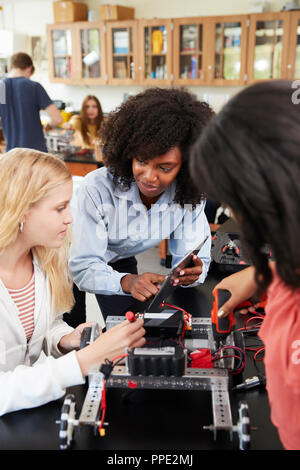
[101,87,214,206]
[80,95,103,146]
[190,80,300,292]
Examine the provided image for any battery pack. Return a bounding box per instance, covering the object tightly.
[128,342,185,377]
[143,309,185,339]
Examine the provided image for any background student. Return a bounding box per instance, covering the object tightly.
[70,87,214,324]
[61,95,105,328]
[63,95,103,150]
[0,52,62,152]
[0,148,145,417]
[190,80,300,450]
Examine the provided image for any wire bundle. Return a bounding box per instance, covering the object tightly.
[236,309,265,362]
[212,345,247,375]
[98,354,128,435]
[160,302,191,329]
[159,302,191,349]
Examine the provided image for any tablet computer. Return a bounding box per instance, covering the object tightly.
[146,235,209,313]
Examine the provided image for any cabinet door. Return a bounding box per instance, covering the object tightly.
[106,20,139,85]
[74,22,107,84]
[208,15,249,86]
[173,17,210,85]
[139,19,173,85]
[287,11,300,80]
[247,12,290,83]
[47,24,76,83]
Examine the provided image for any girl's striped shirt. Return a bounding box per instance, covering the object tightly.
[8,274,35,341]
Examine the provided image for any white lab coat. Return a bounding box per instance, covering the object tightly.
[0,257,84,416]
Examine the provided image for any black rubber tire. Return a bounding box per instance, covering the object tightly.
[238,400,251,450]
[59,394,76,450]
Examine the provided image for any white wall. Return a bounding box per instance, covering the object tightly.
[0,0,289,112]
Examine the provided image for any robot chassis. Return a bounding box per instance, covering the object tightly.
[58,316,250,451]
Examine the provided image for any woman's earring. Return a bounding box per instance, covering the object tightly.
[19,222,24,233]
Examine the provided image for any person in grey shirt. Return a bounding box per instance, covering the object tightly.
[69,88,214,322]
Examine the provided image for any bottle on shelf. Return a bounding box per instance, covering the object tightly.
[190,55,197,79]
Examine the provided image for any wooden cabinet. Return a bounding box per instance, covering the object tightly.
[138,18,173,85]
[247,12,291,83]
[173,15,248,86]
[106,20,139,85]
[47,11,300,87]
[47,22,107,84]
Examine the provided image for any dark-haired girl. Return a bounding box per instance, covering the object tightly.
[190,80,300,450]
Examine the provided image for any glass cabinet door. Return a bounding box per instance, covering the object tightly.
[107,21,138,84]
[144,25,167,80]
[107,21,137,84]
[81,29,100,78]
[287,12,300,80]
[294,18,300,78]
[215,22,242,80]
[209,15,248,85]
[173,18,209,84]
[253,20,283,79]
[248,13,290,82]
[50,28,73,80]
[139,19,172,84]
[180,24,200,78]
[75,22,106,84]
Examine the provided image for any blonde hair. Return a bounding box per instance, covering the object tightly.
[0,148,74,316]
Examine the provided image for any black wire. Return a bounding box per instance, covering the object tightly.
[213,346,246,373]
[113,356,128,369]
[243,333,265,374]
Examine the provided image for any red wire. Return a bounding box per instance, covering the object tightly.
[213,356,246,375]
[160,302,191,320]
[98,379,107,433]
[253,347,265,361]
[160,302,191,336]
[111,353,128,363]
[98,354,129,434]
[244,316,264,329]
[212,345,246,375]
[236,311,265,362]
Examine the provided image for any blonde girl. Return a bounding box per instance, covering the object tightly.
[0,148,145,416]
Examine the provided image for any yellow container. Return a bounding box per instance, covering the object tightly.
[61,110,73,124]
[152,30,163,54]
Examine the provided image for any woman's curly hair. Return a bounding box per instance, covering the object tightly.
[101,87,214,207]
